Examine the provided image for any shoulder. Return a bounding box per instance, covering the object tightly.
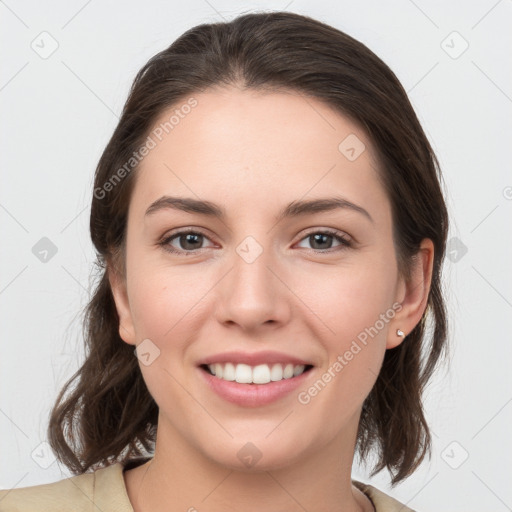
[352,479,418,512]
[0,462,134,512]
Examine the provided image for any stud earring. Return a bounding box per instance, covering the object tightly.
[396,329,405,337]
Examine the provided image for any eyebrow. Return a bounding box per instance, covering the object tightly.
[145,195,374,224]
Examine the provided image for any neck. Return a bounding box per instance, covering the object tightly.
[125,411,372,512]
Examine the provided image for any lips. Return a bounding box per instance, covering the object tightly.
[196,350,316,407]
[198,362,314,407]
[196,350,314,367]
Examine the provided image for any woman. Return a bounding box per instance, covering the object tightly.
[0,10,448,512]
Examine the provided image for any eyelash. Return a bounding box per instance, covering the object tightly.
[158,228,353,256]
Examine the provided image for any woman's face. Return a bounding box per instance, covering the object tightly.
[110,87,413,470]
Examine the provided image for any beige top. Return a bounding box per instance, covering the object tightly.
[0,458,416,511]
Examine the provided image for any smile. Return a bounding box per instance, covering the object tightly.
[202,362,313,384]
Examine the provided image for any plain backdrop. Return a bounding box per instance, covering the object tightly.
[1,1,511,510]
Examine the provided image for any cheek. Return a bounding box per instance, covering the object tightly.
[296,256,397,342]
[293,263,393,437]
[128,278,172,341]
[126,267,206,403]
[127,255,206,339]
[125,260,215,400]
[292,255,396,396]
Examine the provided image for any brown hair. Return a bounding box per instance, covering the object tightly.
[47,10,449,486]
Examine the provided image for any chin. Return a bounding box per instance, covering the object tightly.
[202,436,310,473]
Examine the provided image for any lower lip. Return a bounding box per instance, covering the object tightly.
[198,366,313,407]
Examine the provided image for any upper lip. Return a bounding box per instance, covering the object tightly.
[197,350,314,367]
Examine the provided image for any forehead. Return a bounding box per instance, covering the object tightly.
[130,87,389,221]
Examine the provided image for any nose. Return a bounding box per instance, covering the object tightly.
[214,240,292,332]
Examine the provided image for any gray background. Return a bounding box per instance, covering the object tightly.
[1,1,511,510]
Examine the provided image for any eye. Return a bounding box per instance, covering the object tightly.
[159,228,353,256]
[159,229,215,255]
[295,229,352,252]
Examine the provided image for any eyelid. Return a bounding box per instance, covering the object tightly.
[297,227,352,243]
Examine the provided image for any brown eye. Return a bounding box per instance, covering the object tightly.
[296,230,352,252]
[160,230,214,255]
[173,232,204,251]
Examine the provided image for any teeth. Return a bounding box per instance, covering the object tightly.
[206,362,307,384]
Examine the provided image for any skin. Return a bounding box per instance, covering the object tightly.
[109,86,434,512]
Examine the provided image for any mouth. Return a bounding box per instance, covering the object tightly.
[199,362,314,385]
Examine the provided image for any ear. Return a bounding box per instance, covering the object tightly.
[107,262,137,346]
[387,238,434,349]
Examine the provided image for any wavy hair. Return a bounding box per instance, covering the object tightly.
[47,10,449,486]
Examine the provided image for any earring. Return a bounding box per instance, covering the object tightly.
[396,329,405,337]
